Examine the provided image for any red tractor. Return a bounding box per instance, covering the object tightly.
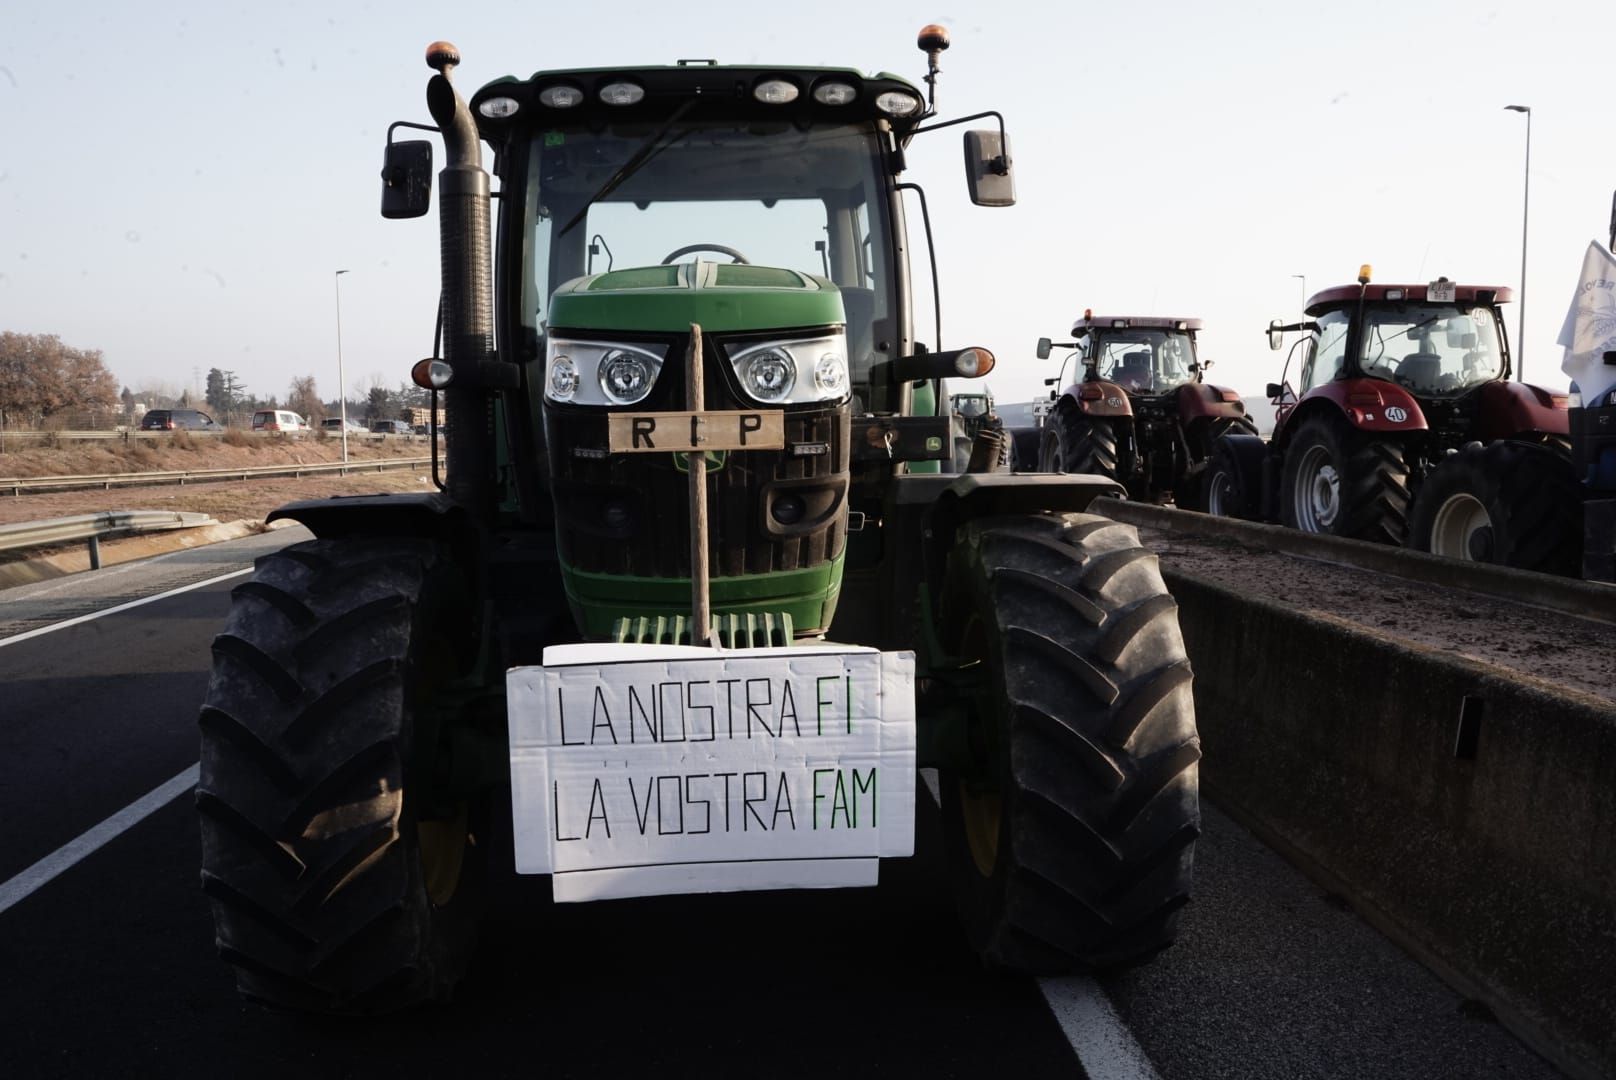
[1207,269,1581,574]
[1037,313,1256,509]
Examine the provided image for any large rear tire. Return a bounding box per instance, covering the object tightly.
[1041,403,1123,481]
[1203,432,1266,520]
[1409,441,1583,576]
[1279,415,1410,543]
[198,537,487,1013]
[939,514,1200,971]
[1176,417,1259,513]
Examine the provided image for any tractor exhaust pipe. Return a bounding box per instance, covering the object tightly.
[425,41,495,517]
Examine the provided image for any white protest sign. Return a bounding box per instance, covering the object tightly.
[1559,239,1616,406]
[507,643,916,902]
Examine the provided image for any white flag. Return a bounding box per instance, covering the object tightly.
[1557,239,1616,404]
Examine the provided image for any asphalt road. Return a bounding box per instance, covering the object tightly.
[0,531,1566,1079]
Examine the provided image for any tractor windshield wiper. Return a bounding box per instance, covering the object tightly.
[556,99,697,241]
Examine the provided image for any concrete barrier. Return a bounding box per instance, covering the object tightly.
[1166,571,1616,1080]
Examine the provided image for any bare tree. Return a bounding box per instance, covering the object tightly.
[287,375,326,424]
[0,332,119,427]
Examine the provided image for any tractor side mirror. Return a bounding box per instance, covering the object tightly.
[1036,337,1053,360]
[1265,382,1283,399]
[963,130,1015,207]
[381,140,434,219]
[1267,319,1285,351]
[893,346,996,383]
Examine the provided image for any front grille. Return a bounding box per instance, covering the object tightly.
[613,611,796,647]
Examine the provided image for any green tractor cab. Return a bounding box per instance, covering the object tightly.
[198,30,1199,1013]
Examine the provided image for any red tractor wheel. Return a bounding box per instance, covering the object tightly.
[1409,440,1583,575]
[1279,416,1410,544]
[1177,417,1259,513]
[1040,401,1124,481]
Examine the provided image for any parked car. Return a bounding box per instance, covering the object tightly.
[140,408,220,432]
[321,416,367,433]
[370,419,412,435]
[252,409,309,433]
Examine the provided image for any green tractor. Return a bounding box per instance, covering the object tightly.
[198,29,1200,1013]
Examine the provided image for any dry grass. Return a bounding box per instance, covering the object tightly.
[0,433,442,527]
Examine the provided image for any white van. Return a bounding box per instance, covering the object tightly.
[251,410,308,433]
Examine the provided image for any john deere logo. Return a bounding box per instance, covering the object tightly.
[1385,406,1408,423]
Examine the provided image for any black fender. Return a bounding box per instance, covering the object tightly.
[267,492,472,543]
[921,473,1125,604]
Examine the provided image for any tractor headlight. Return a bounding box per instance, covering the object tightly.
[728,332,849,405]
[545,338,666,406]
[599,349,656,404]
[814,351,848,395]
[548,355,579,401]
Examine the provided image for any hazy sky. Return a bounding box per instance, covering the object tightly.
[6,0,1615,408]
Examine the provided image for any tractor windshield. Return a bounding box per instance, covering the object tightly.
[1357,303,1506,394]
[1088,330,1198,394]
[521,120,896,406]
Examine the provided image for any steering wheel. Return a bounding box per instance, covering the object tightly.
[661,244,751,265]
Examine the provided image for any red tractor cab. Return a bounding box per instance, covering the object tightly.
[1037,312,1255,508]
[1207,270,1580,573]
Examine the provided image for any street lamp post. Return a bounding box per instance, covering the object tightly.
[334,269,350,464]
[1291,274,1307,309]
[1505,105,1531,381]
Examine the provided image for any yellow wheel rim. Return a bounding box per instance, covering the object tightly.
[418,804,470,908]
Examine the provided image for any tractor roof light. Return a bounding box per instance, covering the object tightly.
[753,78,800,105]
[875,90,922,117]
[1385,288,1405,300]
[1358,264,1373,285]
[477,96,521,119]
[599,81,645,106]
[1175,320,1188,331]
[812,80,858,105]
[538,84,584,108]
[953,347,996,378]
[1111,319,1128,328]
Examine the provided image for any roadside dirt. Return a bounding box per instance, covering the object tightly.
[1139,528,1616,705]
[0,434,438,527]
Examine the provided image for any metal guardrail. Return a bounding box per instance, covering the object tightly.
[0,510,219,567]
[0,456,432,496]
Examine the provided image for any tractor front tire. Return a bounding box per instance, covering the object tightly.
[1409,440,1583,576]
[1041,404,1122,481]
[1279,415,1410,544]
[940,514,1200,972]
[198,537,487,1013]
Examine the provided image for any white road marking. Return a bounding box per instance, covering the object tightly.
[0,568,250,649]
[0,763,199,916]
[919,767,1158,1078]
[1037,976,1162,1080]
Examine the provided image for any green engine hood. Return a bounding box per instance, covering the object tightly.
[548,261,845,334]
